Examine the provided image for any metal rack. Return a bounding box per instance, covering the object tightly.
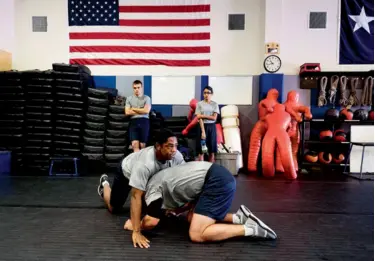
[299,117,374,171]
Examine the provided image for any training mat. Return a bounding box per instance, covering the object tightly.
[0,176,373,215]
[0,177,106,208]
[0,207,372,261]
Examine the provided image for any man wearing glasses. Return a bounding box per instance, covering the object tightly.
[195,86,220,162]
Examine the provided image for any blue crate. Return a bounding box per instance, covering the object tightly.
[0,151,11,175]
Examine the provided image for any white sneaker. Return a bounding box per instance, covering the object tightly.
[241,205,277,239]
[98,174,109,198]
[234,207,249,224]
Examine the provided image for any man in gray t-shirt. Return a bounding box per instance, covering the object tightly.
[125,80,152,152]
[97,129,185,248]
[124,162,277,243]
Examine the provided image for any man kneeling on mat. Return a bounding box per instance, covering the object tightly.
[124,161,277,243]
[97,129,185,248]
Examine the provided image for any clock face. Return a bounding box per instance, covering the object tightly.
[264,55,281,73]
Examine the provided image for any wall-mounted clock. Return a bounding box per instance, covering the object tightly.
[264,55,282,73]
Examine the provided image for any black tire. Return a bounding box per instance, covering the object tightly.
[105,137,126,145]
[105,145,126,153]
[109,105,124,113]
[82,153,104,160]
[86,114,106,122]
[83,136,105,146]
[85,121,106,130]
[164,117,188,126]
[88,97,109,107]
[108,121,129,130]
[88,106,108,115]
[106,129,127,138]
[84,129,105,138]
[108,113,127,121]
[83,145,104,153]
[24,146,51,153]
[88,88,109,99]
[105,153,125,161]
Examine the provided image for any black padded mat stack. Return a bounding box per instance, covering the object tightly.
[22,70,55,174]
[0,71,25,173]
[52,64,90,158]
[105,104,129,170]
[82,88,109,173]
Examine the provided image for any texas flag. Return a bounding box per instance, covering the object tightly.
[339,0,374,64]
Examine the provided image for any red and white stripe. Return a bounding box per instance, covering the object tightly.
[69,0,211,67]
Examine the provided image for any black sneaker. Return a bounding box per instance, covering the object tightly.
[98,174,109,198]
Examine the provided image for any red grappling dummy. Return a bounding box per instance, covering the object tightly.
[262,103,301,180]
[247,89,280,172]
[275,91,312,172]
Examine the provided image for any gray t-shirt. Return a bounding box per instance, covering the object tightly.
[125,95,151,119]
[195,100,220,124]
[121,146,185,191]
[145,161,213,209]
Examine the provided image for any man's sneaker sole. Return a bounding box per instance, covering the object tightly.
[241,205,277,239]
[98,174,108,197]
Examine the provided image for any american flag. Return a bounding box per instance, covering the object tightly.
[68,0,211,67]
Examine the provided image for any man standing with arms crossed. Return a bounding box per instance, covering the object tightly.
[125,80,151,152]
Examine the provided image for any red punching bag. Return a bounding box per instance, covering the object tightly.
[216,123,224,144]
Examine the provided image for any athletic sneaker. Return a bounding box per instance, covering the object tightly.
[98,174,109,198]
[241,205,278,239]
[234,207,250,224]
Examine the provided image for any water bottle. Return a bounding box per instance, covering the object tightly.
[201,139,208,154]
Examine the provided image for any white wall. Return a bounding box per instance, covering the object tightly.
[13,0,69,71]
[279,0,374,74]
[0,0,15,53]
[12,0,265,76]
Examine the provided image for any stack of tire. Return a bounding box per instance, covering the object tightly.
[0,71,25,173]
[82,88,109,174]
[163,116,188,137]
[104,104,130,170]
[53,68,88,158]
[147,110,165,146]
[22,70,55,174]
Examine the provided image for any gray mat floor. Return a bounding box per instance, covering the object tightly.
[0,174,373,260]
